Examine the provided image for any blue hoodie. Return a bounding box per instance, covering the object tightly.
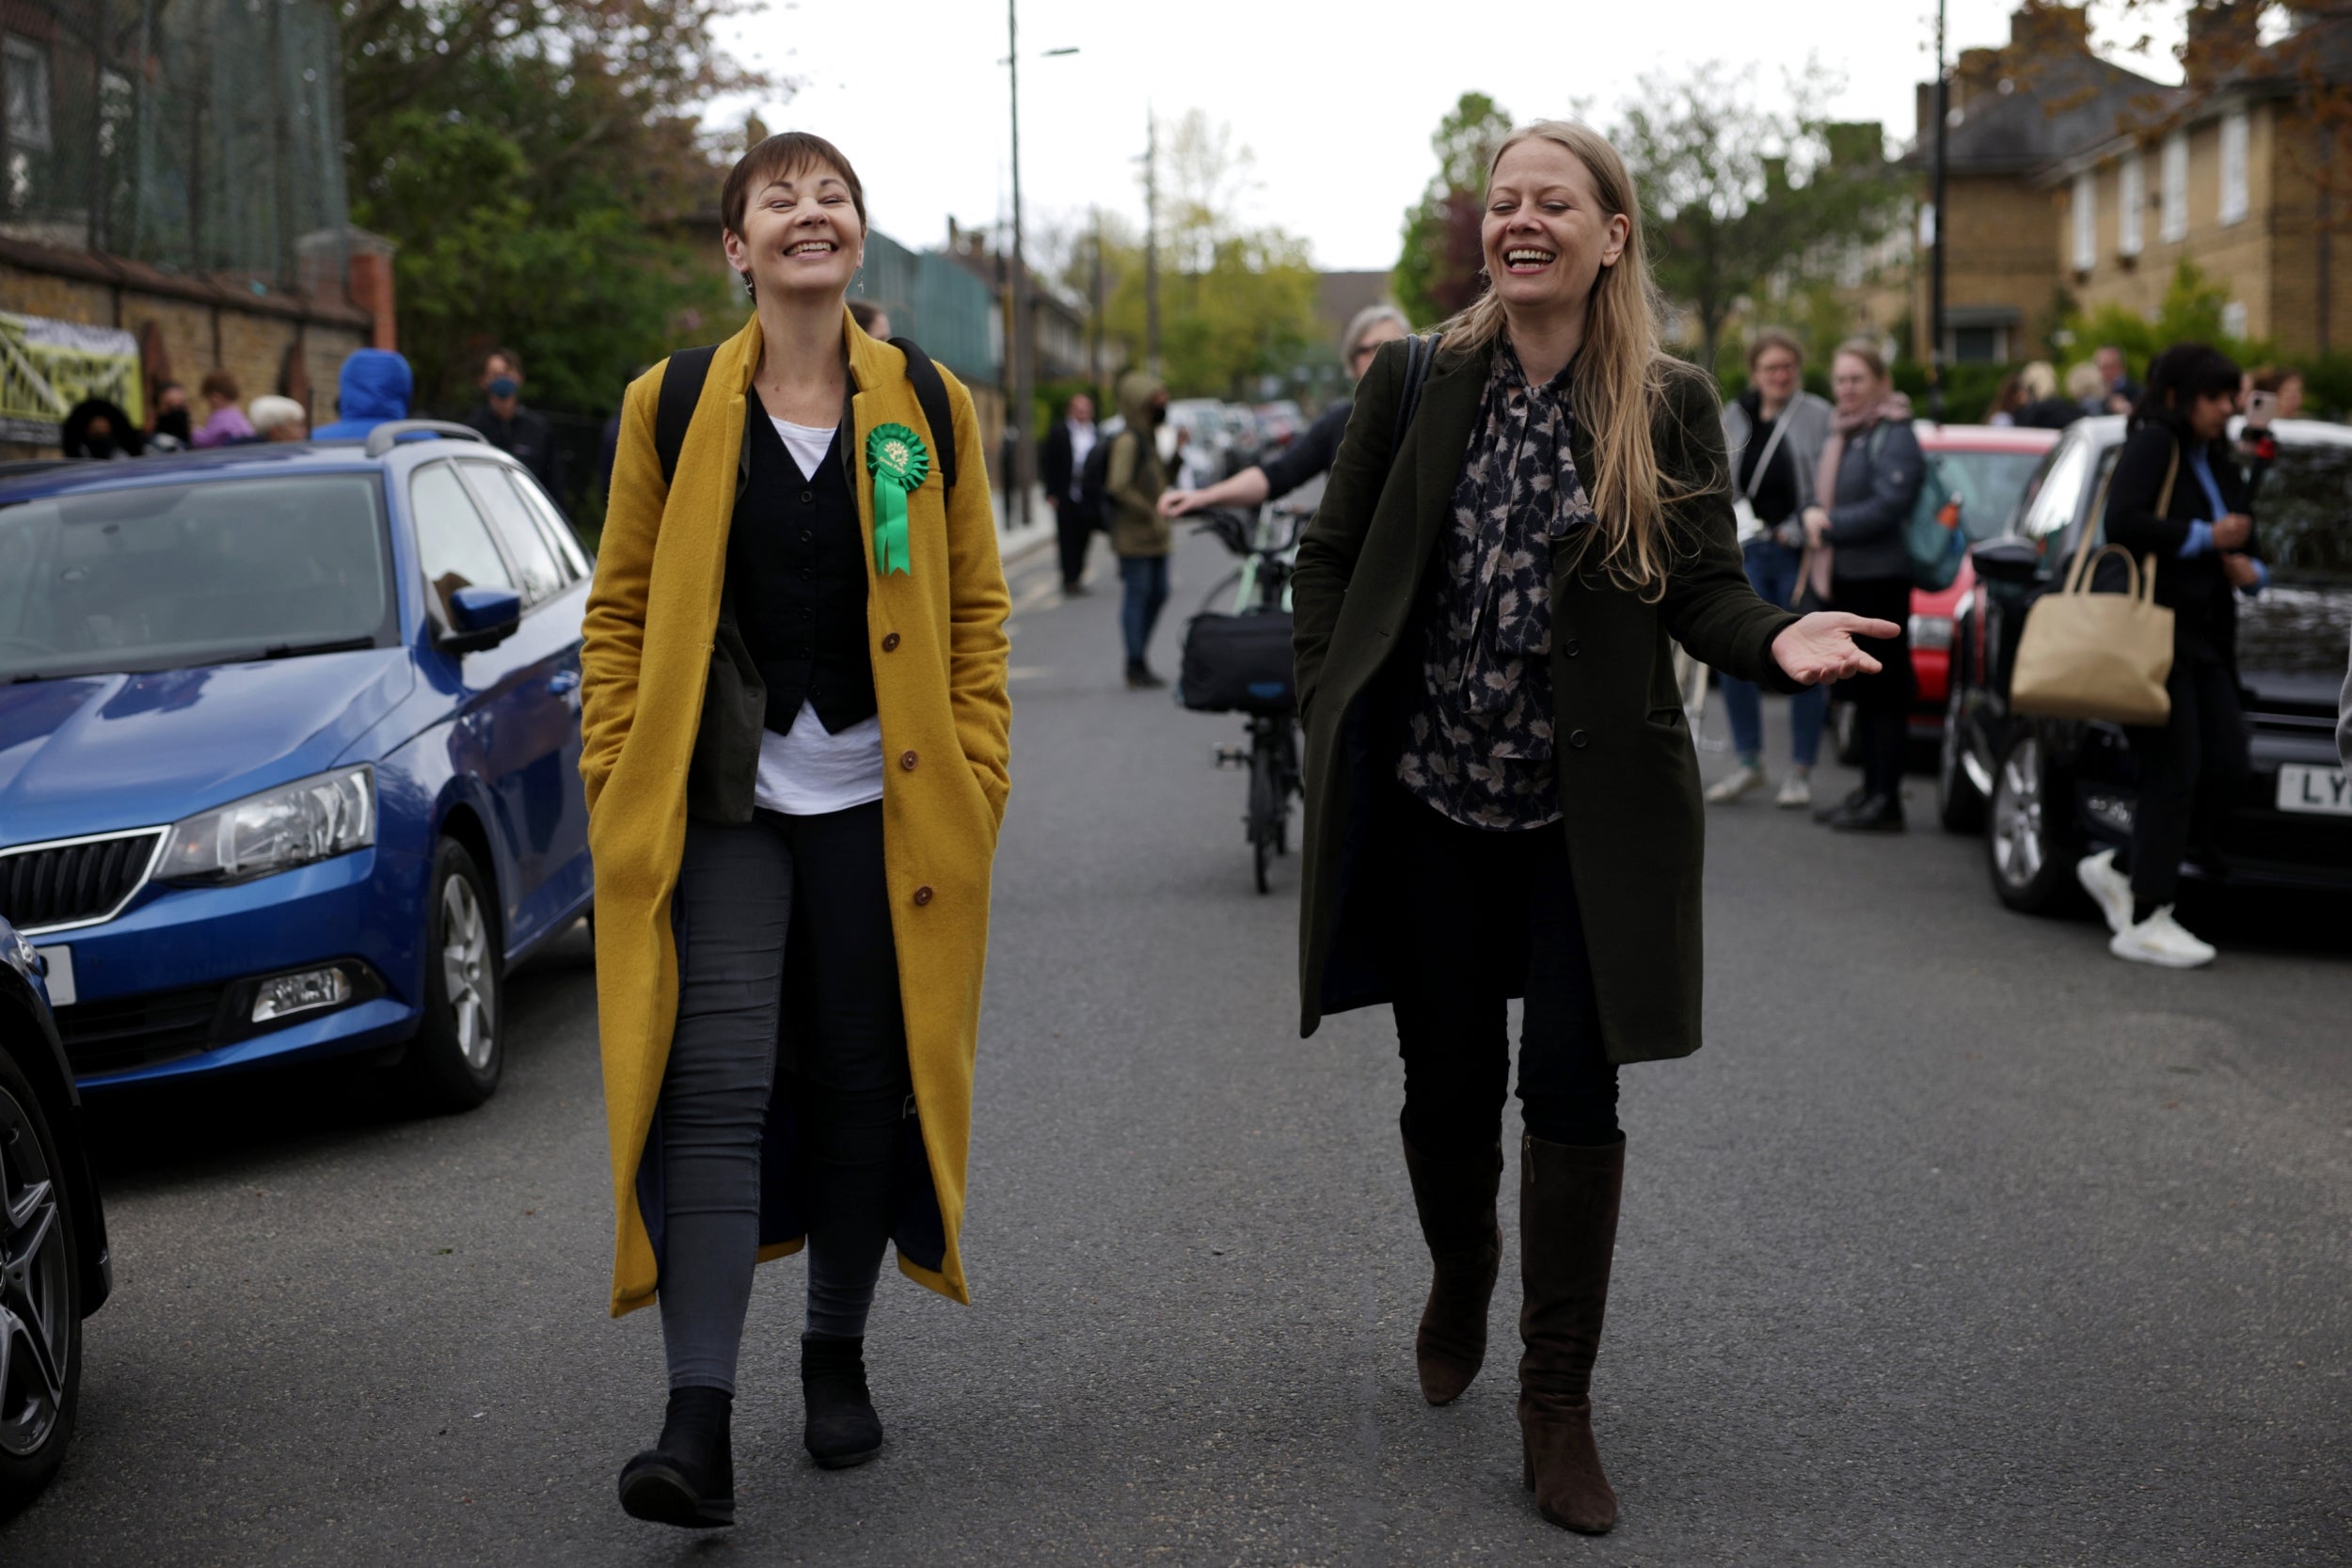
[311,349,413,440]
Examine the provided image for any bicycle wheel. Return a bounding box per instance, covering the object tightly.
[1248,730,1279,895]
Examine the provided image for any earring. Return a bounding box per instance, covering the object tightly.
[741,272,755,298]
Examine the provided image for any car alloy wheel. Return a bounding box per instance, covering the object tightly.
[1937,673,1986,833]
[440,875,494,1073]
[403,838,503,1112]
[1991,735,2047,889]
[0,1078,73,1465]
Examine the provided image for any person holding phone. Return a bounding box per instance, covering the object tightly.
[2075,342,2265,968]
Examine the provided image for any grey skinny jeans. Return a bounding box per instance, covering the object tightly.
[658,803,914,1393]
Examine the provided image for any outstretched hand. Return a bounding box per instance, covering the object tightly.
[1771,612,1902,687]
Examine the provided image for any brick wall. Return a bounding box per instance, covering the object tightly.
[1915,173,2068,360]
[0,241,374,459]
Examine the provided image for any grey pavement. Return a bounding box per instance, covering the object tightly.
[6,524,2349,1566]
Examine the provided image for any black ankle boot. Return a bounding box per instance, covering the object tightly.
[618,1386,735,1528]
[802,1335,883,1468]
[1811,784,1869,823]
[1826,791,1905,832]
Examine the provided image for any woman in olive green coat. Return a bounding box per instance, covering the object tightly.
[1292,120,1893,1536]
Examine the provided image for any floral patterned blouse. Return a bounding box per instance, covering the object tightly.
[1395,341,1599,831]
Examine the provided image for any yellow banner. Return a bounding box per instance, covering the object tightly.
[0,313,144,445]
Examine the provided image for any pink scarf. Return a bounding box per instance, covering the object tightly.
[1804,390,1915,605]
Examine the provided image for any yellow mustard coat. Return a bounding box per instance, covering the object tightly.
[580,309,1011,1318]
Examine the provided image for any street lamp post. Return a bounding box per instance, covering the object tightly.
[1930,0,1948,420]
[1003,7,1077,533]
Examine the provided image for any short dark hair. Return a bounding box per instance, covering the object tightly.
[484,346,523,380]
[2250,364,2300,393]
[847,299,887,333]
[2136,342,2243,430]
[199,368,239,402]
[723,132,866,242]
[1745,327,1804,371]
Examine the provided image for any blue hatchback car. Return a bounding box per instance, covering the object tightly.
[0,423,595,1107]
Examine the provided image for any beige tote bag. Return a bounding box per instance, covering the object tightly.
[2010,539,2175,726]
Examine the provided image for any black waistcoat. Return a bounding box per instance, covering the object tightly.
[727,410,876,736]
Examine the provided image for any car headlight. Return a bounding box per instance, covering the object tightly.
[1908,613,1954,652]
[157,765,375,885]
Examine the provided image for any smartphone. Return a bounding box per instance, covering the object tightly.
[2247,389,2279,430]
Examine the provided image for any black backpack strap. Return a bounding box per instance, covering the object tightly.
[654,343,721,486]
[889,336,959,490]
[1392,331,1438,452]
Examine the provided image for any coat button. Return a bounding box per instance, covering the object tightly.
[1564,638,1581,657]
[801,490,814,505]
[900,750,918,770]
[801,530,813,544]
[1569,729,1589,749]
[913,886,934,907]
[800,567,813,580]
[882,632,901,652]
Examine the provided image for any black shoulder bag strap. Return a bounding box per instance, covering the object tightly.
[653,343,721,486]
[889,336,960,491]
[1391,331,1438,453]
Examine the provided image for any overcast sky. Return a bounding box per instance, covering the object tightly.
[711,0,2185,275]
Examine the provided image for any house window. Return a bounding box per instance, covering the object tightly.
[2073,171,2097,272]
[2119,152,2144,256]
[1951,325,2006,364]
[2,36,48,153]
[2222,300,2249,339]
[2220,108,2249,225]
[2162,130,2188,241]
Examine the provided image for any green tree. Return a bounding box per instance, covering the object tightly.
[2060,260,2268,372]
[340,0,773,417]
[1392,92,1514,325]
[1096,111,1322,399]
[1615,63,1903,371]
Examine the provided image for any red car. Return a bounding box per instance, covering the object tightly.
[1832,422,2059,761]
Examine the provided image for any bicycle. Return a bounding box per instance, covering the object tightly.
[1180,502,1311,895]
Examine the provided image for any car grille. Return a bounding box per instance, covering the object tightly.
[0,830,166,933]
[54,983,229,1077]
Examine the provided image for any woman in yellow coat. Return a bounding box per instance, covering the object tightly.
[580,132,1010,1528]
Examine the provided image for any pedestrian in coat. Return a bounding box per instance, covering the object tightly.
[1160,303,1411,519]
[310,350,412,440]
[1104,369,1173,687]
[580,131,1011,1527]
[1040,391,1099,593]
[1802,340,1923,832]
[1291,119,1894,1537]
[2074,342,2262,968]
[190,370,256,447]
[462,347,565,504]
[1708,327,1834,808]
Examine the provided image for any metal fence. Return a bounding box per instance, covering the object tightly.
[861,229,1000,388]
[4,0,348,286]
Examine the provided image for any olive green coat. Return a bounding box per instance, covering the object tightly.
[1291,338,1801,1059]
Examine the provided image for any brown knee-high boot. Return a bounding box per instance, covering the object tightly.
[1518,1133,1625,1534]
[1401,1132,1503,1404]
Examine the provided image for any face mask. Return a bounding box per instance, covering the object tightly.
[83,434,117,459]
[153,409,191,442]
[1150,404,1168,427]
[487,376,519,400]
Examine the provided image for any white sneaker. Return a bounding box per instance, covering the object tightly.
[1706,764,1767,804]
[2109,906,2217,969]
[2075,849,2135,936]
[1775,771,1813,809]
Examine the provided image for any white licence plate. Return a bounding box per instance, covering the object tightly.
[2277,763,2352,816]
[32,944,74,1007]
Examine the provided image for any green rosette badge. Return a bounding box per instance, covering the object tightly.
[865,422,930,577]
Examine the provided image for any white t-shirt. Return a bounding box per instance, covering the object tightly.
[753,416,886,817]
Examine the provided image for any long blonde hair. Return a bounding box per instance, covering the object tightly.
[1437,119,1693,598]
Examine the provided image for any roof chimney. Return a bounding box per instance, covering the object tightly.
[2185,1,2262,85]
[2010,3,2092,53]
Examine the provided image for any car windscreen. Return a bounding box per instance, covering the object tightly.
[1931,450,2051,542]
[0,473,395,681]
[2251,443,2352,583]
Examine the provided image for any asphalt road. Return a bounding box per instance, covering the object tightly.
[7,526,2349,1567]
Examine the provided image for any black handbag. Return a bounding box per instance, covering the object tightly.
[1177,609,1296,715]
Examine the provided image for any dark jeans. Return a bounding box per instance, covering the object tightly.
[658,803,913,1392]
[2124,646,2249,905]
[1721,540,1827,767]
[1055,499,1094,587]
[1119,553,1170,665]
[1830,575,1915,797]
[1386,789,1621,1153]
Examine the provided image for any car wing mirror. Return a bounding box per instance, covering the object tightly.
[1969,536,2043,586]
[441,585,523,654]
